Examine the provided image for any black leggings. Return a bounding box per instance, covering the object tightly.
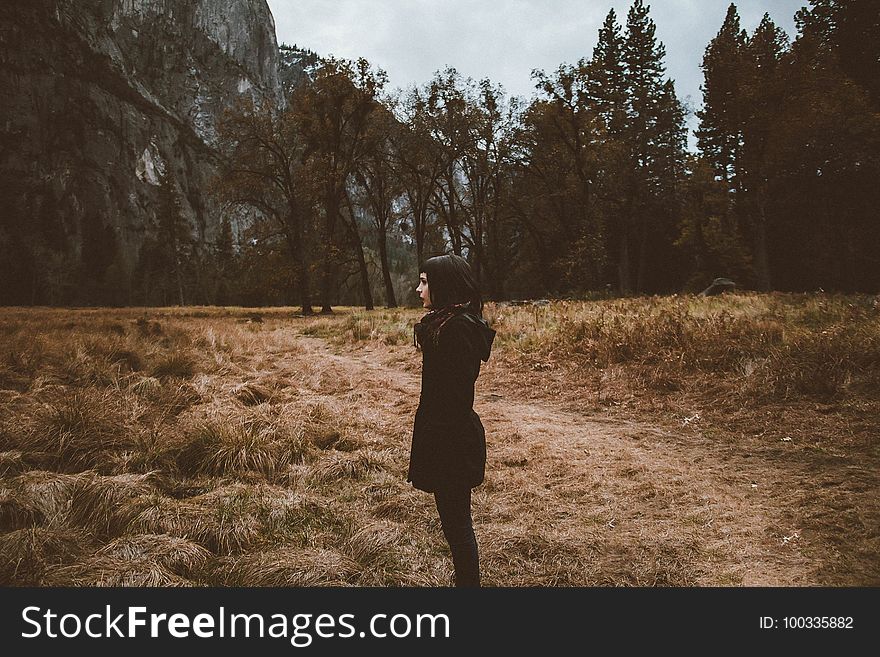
[433,487,480,587]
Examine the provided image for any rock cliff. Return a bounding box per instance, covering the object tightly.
[0,0,289,304]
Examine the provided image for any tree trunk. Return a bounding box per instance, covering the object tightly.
[450,224,462,256]
[356,247,374,310]
[377,228,397,307]
[618,232,631,296]
[487,185,505,301]
[753,192,771,291]
[175,256,185,306]
[286,212,313,315]
[342,191,374,310]
[320,193,338,314]
[521,220,555,294]
[442,170,462,255]
[320,262,334,314]
[693,211,707,287]
[485,218,501,301]
[636,210,649,294]
[415,206,425,265]
[617,198,633,295]
[472,222,483,292]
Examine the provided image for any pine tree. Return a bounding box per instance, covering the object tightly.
[586,9,630,292]
[740,13,789,290]
[676,156,753,291]
[694,4,753,288]
[796,0,880,110]
[696,3,747,190]
[623,0,684,292]
[624,0,667,168]
[769,2,880,291]
[588,9,628,137]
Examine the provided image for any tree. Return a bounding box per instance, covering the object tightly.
[215,96,314,315]
[423,68,473,256]
[393,86,444,266]
[766,7,880,291]
[213,216,236,305]
[694,3,760,288]
[696,4,748,190]
[739,13,789,290]
[353,104,404,307]
[695,6,793,291]
[459,78,514,293]
[795,0,880,110]
[676,156,752,290]
[477,86,521,301]
[587,8,632,292]
[692,0,880,293]
[394,69,515,293]
[623,0,686,293]
[529,60,605,292]
[133,174,194,306]
[292,57,388,312]
[588,9,628,138]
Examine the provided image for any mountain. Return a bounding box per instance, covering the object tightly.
[0,0,298,305]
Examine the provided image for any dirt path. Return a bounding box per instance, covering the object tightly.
[292,334,830,586]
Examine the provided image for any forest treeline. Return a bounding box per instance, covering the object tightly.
[5,0,879,308]
[168,0,880,311]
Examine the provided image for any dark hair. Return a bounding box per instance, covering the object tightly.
[419,254,482,316]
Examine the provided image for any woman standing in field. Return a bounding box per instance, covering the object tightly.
[410,254,496,587]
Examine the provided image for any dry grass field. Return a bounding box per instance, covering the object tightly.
[1,293,877,586]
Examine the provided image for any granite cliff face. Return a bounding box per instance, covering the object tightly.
[0,0,288,304]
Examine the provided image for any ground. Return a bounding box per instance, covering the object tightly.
[1,301,876,587]
[296,328,877,586]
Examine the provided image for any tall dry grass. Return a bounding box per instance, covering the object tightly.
[482,293,880,402]
[0,296,877,586]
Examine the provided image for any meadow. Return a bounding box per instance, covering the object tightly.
[1,292,877,586]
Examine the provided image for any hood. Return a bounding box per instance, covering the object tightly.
[459,312,497,362]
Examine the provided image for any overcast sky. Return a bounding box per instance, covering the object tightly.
[265,0,807,147]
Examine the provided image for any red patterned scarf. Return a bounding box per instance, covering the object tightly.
[413,302,472,350]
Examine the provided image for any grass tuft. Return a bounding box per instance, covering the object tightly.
[309,450,386,484]
[0,527,88,585]
[150,352,198,379]
[45,557,193,587]
[67,472,158,537]
[96,534,213,577]
[23,390,130,472]
[213,547,359,586]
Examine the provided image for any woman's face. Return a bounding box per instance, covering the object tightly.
[416,272,431,309]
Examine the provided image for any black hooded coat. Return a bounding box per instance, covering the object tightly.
[408,310,496,493]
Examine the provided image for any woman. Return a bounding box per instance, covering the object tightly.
[409,254,496,587]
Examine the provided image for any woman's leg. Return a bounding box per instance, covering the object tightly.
[433,487,480,587]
